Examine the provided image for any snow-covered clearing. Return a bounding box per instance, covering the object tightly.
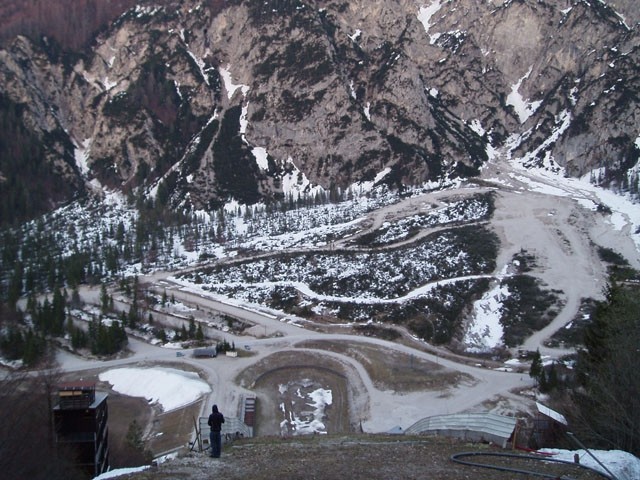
[99,367,211,412]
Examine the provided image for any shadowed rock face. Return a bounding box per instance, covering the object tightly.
[0,0,140,50]
[0,0,637,223]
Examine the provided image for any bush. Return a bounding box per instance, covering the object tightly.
[500,275,562,347]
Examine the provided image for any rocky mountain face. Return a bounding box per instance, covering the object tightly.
[0,0,638,224]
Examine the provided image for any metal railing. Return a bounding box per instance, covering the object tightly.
[198,416,252,440]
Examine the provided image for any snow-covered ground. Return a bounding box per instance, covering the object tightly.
[99,367,211,412]
[94,466,150,480]
[278,382,332,436]
[540,448,640,480]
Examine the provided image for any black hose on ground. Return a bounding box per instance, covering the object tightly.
[450,451,614,479]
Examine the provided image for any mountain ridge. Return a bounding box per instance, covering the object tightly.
[0,0,638,225]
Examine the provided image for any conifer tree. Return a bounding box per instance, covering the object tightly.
[127,304,138,329]
[188,316,196,339]
[196,323,204,342]
[572,283,640,455]
[156,328,167,344]
[22,330,46,366]
[126,419,145,450]
[70,287,81,308]
[545,362,559,392]
[529,348,544,386]
[7,261,23,310]
[51,288,66,336]
[100,283,110,313]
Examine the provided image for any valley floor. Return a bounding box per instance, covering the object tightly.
[45,156,640,472]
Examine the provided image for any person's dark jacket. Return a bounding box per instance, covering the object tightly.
[208,405,225,432]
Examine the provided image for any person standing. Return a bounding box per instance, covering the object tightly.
[207,404,225,458]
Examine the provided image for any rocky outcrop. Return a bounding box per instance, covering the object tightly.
[0,0,637,223]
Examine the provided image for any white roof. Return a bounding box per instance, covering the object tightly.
[536,402,568,426]
[405,412,517,440]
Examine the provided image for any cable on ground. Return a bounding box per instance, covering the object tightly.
[450,451,613,479]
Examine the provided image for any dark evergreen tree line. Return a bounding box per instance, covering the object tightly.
[0,326,47,366]
[171,315,205,343]
[528,348,560,393]
[537,282,640,456]
[27,288,67,336]
[87,317,128,356]
[0,283,128,363]
[216,338,235,353]
[570,283,640,456]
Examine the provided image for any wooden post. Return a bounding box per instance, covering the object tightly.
[193,416,202,452]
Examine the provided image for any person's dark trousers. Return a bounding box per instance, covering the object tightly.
[210,431,222,458]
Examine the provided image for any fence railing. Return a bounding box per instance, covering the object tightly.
[196,416,253,451]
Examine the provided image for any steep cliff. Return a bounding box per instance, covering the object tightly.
[0,0,637,224]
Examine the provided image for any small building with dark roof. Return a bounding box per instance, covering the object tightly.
[193,347,217,358]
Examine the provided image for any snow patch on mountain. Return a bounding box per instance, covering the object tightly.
[187,52,209,85]
[417,1,444,45]
[74,138,92,176]
[507,66,542,124]
[280,158,325,201]
[351,167,392,194]
[252,146,269,170]
[219,64,249,99]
